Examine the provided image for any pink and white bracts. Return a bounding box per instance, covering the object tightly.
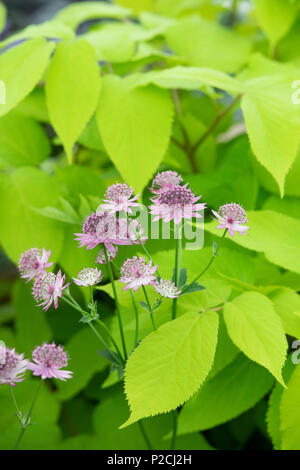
[119,256,158,292]
[32,271,70,311]
[212,203,249,237]
[28,343,72,381]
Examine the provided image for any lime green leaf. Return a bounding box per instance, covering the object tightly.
[280,362,300,449]
[0,167,64,263]
[178,354,274,434]
[56,327,107,400]
[254,0,297,48]
[83,26,136,63]
[242,75,300,196]
[165,16,251,72]
[14,281,52,355]
[116,0,155,13]
[205,210,300,275]
[0,38,54,117]
[0,112,50,168]
[130,66,243,94]
[55,2,131,30]
[122,311,219,427]
[46,39,101,163]
[223,291,288,384]
[270,287,300,339]
[0,21,74,50]
[96,75,174,193]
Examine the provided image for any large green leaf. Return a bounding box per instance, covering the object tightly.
[0,167,64,263]
[14,281,52,355]
[165,16,251,72]
[0,38,54,117]
[254,0,297,48]
[121,310,219,427]
[223,291,287,384]
[178,354,274,434]
[0,112,50,168]
[205,210,300,275]
[55,2,131,30]
[56,327,107,400]
[269,287,300,340]
[46,39,101,162]
[242,74,300,196]
[96,75,174,192]
[280,363,300,450]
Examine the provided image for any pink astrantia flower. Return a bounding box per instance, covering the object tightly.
[74,211,133,251]
[212,203,249,237]
[0,347,28,386]
[100,183,140,214]
[96,245,118,264]
[28,343,72,381]
[154,279,182,299]
[32,271,69,311]
[149,184,206,224]
[18,248,53,282]
[119,256,158,291]
[150,170,183,194]
[73,268,103,287]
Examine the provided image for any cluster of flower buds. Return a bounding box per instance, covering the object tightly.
[0,342,72,386]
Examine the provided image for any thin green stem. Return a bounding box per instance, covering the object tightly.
[104,246,128,360]
[172,228,182,320]
[14,380,42,450]
[95,318,124,364]
[138,421,153,450]
[142,286,157,331]
[170,410,178,450]
[10,386,21,416]
[183,229,227,291]
[130,289,139,346]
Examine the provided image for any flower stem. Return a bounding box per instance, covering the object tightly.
[142,285,157,331]
[130,289,139,346]
[172,228,182,320]
[138,421,153,450]
[184,229,227,290]
[13,380,42,450]
[170,409,178,450]
[104,246,128,360]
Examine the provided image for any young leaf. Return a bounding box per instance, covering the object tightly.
[223,291,288,385]
[254,0,297,48]
[0,38,54,117]
[121,310,219,427]
[46,39,101,163]
[96,75,174,193]
[177,354,274,434]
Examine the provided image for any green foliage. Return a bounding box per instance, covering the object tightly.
[1,0,300,451]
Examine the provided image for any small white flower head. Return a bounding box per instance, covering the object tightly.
[32,271,69,311]
[154,279,182,299]
[128,219,148,244]
[119,256,158,292]
[100,183,140,214]
[0,347,28,386]
[212,203,249,237]
[73,268,103,287]
[28,342,72,381]
[18,248,53,282]
[150,171,183,194]
[96,246,118,265]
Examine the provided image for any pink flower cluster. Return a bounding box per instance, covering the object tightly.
[0,342,72,386]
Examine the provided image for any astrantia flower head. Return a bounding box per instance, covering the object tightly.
[32,271,69,311]
[154,279,182,299]
[150,170,183,194]
[100,183,140,214]
[212,203,249,237]
[96,245,118,264]
[150,184,206,224]
[18,248,53,282]
[119,256,158,291]
[73,268,103,287]
[74,211,133,251]
[28,343,72,381]
[0,347,28,386]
